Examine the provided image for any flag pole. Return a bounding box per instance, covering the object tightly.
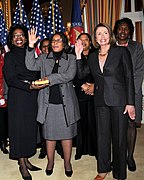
[52,0,55,34]
[82,0,88,33]
[81,0,87,14]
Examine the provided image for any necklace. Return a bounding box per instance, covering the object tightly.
[99,49,109,56]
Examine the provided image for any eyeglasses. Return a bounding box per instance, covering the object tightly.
[51,39,63,43]
[42,45,49,48]
[13,34,25,39]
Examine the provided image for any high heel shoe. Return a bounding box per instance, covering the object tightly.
[127,157,136,172]
[65,170,73,177]
[45,165,54,176]
[0,141,9,154]
[65,164,73,177]
[94,173,109,180]
[19,166,32,180]
[38,152,46,159]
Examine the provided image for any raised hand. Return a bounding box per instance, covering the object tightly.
[75,39,83,59]
[28,27,40,48]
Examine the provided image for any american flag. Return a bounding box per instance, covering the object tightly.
[69,0,84,45]
[45,0,65,38]
[30,0,46,40]
[0,9,8,46]
[30,0,46,56]
[13,0,30,29]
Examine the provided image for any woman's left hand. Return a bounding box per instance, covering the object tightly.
[123,105,135,120]
[28,27,40,48]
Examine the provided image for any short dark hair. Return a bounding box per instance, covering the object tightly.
[77,32,96,52]
[113,18,134,40]
[50,32,69,52]
[8,24,28,50]
[93,23,115,48]
[39,38,50,50]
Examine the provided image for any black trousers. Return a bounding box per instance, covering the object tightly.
[76,100,96,156]
[95,106,128,179]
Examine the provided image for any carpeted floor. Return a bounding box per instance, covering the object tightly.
[0,125,144,180]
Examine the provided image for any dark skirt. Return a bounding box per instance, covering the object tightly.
[8,88,38,159]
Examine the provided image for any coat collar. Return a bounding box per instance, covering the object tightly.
[47,51,68,60]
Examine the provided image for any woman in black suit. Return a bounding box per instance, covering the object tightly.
[75,23,135,180]
[73,33,97,160]
[3,24,41,180]
[113,18,144,172]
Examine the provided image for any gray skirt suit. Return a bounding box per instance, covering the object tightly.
[25,49,80,140]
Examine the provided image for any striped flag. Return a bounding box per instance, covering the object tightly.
[69,0,84,46]
[13,0,30,29]
[45,0,65,38]
[0,9,8,107]
[30,0,46,56]
[0,9,8,47]
[30,0,46,40]
[0,9,9,52]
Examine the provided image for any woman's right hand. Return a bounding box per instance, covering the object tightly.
[28,27,40,48]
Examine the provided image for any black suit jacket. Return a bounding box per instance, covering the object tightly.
[77,45,135,107]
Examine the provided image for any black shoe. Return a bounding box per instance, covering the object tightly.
[45,166,54,176]
[19,166,32,180]
[127,157,136,172]
[26,164,42,171]
[38,152,46,159]
[1,141,9,154]
[75,154,82,160]
[65,170,73,177]
[65,164,73,177]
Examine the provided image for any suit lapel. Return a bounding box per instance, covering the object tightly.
[103,46,112,69]
[92,50,102,75]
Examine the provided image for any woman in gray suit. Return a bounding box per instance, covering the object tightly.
[25,29,80,177]
[114,18,144,172]
[75,23,135,180]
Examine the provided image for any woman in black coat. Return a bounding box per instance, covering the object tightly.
[113,18,144,172]
[73,33,97,160]
[3,24,41,180]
